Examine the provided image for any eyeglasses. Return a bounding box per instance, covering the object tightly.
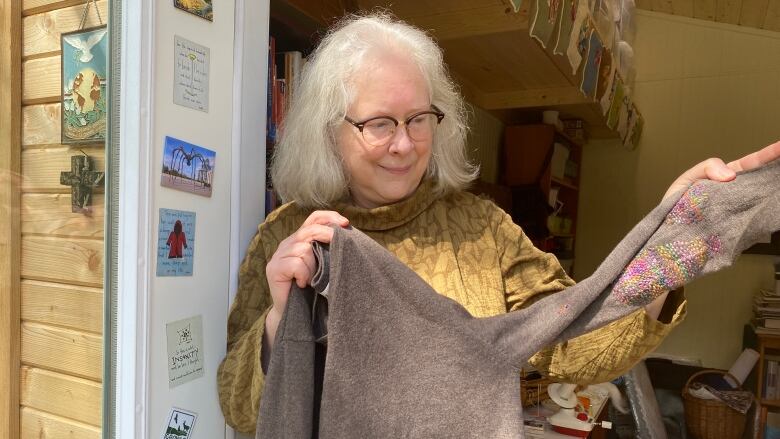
[344,105,445,148]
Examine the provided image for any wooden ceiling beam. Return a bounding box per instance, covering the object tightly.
[402,7,530,41]
[475,86,591,110]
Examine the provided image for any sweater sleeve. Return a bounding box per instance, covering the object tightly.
[217,224,274,434]
[492,205,687,384]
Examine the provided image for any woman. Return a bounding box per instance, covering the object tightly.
[217,13,780,434]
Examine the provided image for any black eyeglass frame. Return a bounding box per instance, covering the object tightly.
[344,105,446,145]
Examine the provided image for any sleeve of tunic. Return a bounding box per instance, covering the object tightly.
[217,222,275,434]
[490,203,687,384]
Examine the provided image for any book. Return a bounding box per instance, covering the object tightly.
[767,360,779,400]
[752,324,780,336]
[756,317,780,330]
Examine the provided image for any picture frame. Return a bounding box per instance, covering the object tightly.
[61,25,108,145]
[173,0,213,21]
[160,136,216,198]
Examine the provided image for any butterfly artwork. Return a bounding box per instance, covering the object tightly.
[61,25,108,144]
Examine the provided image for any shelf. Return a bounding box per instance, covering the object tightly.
[551,176,578,191]
[554,130,585,149]
[761,399,780,408]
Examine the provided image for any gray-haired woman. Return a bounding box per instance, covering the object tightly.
[217,12,780,434]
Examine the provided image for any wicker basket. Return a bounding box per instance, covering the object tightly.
[682,369,748,439]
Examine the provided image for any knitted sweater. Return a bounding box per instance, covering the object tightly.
[256,159,779,438]
[217,181,687,434]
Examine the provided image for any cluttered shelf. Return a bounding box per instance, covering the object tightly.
[551,176,578,191]
[761,399,780,408]
[745,282,780,438]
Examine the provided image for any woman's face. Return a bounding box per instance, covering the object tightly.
[337,56,432,209]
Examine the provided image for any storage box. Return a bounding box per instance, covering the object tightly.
[550,143,569,179]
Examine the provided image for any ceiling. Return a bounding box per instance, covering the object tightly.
[635,0,780,32]
[275,0,779,138]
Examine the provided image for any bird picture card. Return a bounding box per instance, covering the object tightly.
[579,28,604,99]
[166,315,205,388]
[565,4,592,74]
[61,25,108,144]
[623,104,644,150]
[173,36,210,112]
[616,93,634,142]
[173,0,213,21]
[606,75,626,130]
[599,68,618,115]
[161,136,215,197]
[529,0,563,48]
[553,0,578,55]
[595,46,615,101]
[157,208,196,277]
[161,407,197,439]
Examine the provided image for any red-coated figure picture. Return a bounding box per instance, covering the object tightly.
[167,219,188,258]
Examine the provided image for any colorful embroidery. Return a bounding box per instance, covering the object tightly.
[665,183,708,224]
[614,235,722,306]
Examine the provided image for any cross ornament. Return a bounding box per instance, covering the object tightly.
[60,152,104,213]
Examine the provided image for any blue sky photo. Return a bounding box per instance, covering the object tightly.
[162,136,217,174]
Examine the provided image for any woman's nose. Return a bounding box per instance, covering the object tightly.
[387,123,415,154]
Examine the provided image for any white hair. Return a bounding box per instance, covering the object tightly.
[271,12,478,208]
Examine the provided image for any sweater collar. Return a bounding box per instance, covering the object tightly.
[332,180,439,231]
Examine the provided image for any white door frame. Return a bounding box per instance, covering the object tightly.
[116,0,268,437]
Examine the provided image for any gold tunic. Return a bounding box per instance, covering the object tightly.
[217,181,686,434]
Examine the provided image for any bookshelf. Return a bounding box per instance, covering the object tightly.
[756,333,780,438]
[264,1,351,214]
[500,123,583,277]
[269,0,633,139]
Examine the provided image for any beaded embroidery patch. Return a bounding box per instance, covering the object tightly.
[665,183,708,225]
[614,235,722,306]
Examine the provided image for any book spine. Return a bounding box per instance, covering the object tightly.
[768,360,778,400]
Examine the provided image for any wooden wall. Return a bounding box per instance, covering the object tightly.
[18,0,107,437]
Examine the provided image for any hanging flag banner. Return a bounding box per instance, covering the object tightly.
[606,75,625,130]
[530,0,563,48]
[554,0,578,55]
[580,29,604,99]
[566,5,592,74]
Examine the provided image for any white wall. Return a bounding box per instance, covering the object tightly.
[576,10,780,368]
[119,0,268,437]
[148,1,235,438]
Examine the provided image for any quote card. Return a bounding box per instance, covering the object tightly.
[173,36,210,112]
[166,315,205,388]
[156,208,196,276]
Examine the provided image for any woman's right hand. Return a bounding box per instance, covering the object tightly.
[263,211,349,348]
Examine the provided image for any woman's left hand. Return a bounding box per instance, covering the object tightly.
[647,140,780,320]
[662,140,780,200]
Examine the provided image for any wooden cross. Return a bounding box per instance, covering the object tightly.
[60,153,104,213]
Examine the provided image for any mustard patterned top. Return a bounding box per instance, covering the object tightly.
[217,181,686,434]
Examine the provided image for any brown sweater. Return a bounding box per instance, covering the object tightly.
[217,181,686,434]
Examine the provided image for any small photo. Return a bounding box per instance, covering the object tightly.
[173,0,213,21]
[157,208,196,277]
[161,136,216,198]
[162,407,197,439]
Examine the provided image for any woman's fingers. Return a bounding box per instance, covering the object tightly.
[302,210,349,228]
[663,157,732,200]
[266,211,348,312]
[662,142,780,201]
[291,223,336,245]
[727,140,780,173]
